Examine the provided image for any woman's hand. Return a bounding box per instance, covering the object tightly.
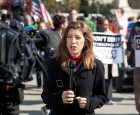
[75,96,87,109]
[62,90,75,104]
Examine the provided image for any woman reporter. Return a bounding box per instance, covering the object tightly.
[41,21,107,115]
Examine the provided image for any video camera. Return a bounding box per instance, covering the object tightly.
[0,1,44,114]
[25,28,49,51]
[0,20,36,83]
[0,17,37,114]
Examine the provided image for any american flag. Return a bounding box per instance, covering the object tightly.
[31,0,54,29]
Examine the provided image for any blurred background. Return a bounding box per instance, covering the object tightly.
[0,0,140,20]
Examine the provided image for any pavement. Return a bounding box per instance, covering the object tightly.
[20,76,138,115]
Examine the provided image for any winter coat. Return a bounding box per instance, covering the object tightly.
[41,57,107,115]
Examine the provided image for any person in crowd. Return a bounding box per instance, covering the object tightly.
[39,20,48,30]
[32,14,40,29]
[127,17,136,41]
[68,8,78,23]
[108,16,120,34]
[128,17,140,115]
[52,14,68,37]
[114,7,128,68]
[36,14,68,88]
[97,17,112,33]
[42,14,68,67]
[24,14,39,87]
[83,11,96,32]
[24,14,35,31]
[19,15,25,27]
[126,17,136,66]
[97,17,119,104]
[96,17,102,32]
[91,16,97,28]
[41,21,107,115]
[107,15,121,89]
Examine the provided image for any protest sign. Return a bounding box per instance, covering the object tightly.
[134,35,140,67]
[93,32,123,64]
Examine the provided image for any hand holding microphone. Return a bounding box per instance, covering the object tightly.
[62,90,88,108]
[62,90,75,104]
[62,60,76,104]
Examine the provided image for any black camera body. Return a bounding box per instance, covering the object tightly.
[0,18,36,114]
[0,1,36,114]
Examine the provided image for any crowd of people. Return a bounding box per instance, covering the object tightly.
[0,6,140,115]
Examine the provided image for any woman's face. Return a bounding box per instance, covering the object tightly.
[66,29,85,57]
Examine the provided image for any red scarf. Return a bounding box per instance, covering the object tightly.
[69,55,82,67]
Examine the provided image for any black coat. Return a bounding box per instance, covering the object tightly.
[41,58,107,115]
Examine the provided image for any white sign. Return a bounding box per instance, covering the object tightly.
[93,32,123,64]
[135,50,140,67]
[134,35,140,67]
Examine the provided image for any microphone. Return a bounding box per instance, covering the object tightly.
[69,60,76,89]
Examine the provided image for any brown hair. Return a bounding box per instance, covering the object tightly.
[97,17,107,25]
[56,21,96,69]
[53,14,66,30]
